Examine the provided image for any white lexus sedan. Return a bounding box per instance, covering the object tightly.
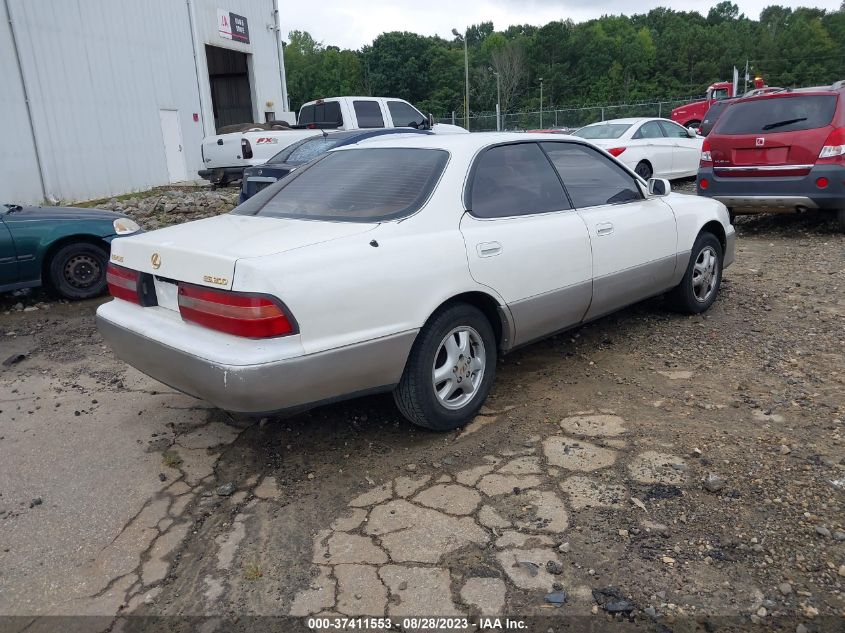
[572,117,704,180]
[97,133,734,431]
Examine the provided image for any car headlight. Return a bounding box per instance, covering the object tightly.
[113,218,140,235]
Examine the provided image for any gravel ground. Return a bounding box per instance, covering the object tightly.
[1,180,843,630]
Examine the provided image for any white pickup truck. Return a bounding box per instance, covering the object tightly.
[198,96,466,185]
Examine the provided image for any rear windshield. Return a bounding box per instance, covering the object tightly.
[298,101,342,127]
[234,148,449,222]
[573,123,631,139]
[270,136,344,165]
[715,95,837,135]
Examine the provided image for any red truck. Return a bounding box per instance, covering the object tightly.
[672,77,766,129]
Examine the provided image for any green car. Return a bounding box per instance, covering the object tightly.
[1,203,141,300]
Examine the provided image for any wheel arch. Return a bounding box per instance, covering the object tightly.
[424,291,512,352]
[635,159,653,177]
[41,234,111,289]
[700,220,727,253]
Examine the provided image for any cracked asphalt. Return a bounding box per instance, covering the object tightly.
[1,191,843,630]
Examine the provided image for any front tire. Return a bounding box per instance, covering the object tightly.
[394,304,497,431]
[665,232,723,314]
[48,242,109,300]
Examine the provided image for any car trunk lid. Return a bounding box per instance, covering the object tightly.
[111,214,377,292]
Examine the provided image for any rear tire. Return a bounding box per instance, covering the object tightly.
[394,304,497,431]
[635,161,653,180]
[666,232,723,314]
[48,242,109,300]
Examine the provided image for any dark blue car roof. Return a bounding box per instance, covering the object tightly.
[325,128,433,144]
[266,128,432,165]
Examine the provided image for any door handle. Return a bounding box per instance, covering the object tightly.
[596,222,614,236]
[476,242,502,257]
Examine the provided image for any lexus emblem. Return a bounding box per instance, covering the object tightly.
[257,169,263,175]
[756,137,765,147]
[151,253,161,270]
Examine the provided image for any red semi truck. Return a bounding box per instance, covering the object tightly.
[671,77,766,129]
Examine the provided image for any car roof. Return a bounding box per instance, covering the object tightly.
[580,117,658,125]
[331,132,590,159]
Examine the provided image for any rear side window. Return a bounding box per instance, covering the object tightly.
[353,101,385,128]
[298,102,342,127]
[235,148,448,222]
[715,95,837,134]
[633,121,664,139]
[387,101,426,128]
[470,143,570,218]
[700,102,728,136]
[542,142,643,208]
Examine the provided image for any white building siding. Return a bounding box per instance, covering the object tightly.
[0,0,289,204]
[0,0,43,203]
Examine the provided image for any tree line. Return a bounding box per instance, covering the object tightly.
[283,2,845,118]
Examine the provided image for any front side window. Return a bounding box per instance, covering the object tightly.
[387,101,426,128]
[470,143,569,218]
[573,123,632,140]
[711,88,729,101]
[542,142,643,208]
[658,120,690,138]
[353,101,385,128]
[633,121,664,139]
[234,148,448,222]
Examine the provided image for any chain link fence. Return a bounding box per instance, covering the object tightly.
[438,96,705,131]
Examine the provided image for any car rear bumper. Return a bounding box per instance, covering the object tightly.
[198,167,245,184]
[97,302,417,415]
[697,165,845,212]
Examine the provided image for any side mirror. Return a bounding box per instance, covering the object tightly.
[687,127,699,138]
[648,178,671,196]
[426,113,435,129]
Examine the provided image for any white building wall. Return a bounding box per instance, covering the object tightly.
[193,0,292,128]
[0,0,290,204]
[0,0,44,203]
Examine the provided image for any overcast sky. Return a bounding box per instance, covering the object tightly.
[288,0,841,49]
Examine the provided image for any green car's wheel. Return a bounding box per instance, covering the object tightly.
[48,242,109,300]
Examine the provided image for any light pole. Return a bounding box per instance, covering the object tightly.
[539,77,544,129]
[452,28,470,131]
[489,66,501,131]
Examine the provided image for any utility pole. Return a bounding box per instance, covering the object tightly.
[453,28,470,131]
[489,67,501,131]
[539,77,544,128]
[743,59,749,94]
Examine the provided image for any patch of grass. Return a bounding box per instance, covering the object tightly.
[161,450,183,468]
[243,562,263,581]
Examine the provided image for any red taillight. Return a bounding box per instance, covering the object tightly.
[816,177,829,189]
[818,127,845,161]
[106,263,140,304]
[700,178,709,190]
[241,138,253,159]
[700,138,712,165]
[607,147,626,157]
[177,283,295,338]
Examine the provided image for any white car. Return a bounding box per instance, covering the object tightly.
[572,117,704,180]
[97,133,735,431]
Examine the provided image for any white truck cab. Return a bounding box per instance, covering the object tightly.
[199,97,466,184]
